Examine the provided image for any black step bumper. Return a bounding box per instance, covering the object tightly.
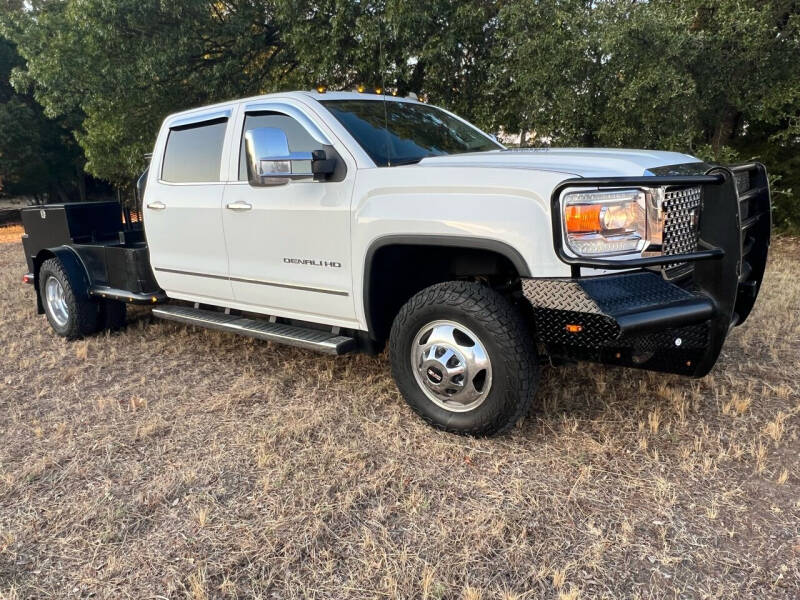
[526,163,771,377]
[523,272,718,376]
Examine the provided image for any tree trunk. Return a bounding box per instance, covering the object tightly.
[711,108,742,155]
[77,168,86,202]
[49,182,69,204]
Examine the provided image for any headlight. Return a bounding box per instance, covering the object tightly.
[562,189,648,256]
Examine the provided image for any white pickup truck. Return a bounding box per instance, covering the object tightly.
[20,91,771,435]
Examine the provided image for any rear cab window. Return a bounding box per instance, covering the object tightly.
[161,117,228,183]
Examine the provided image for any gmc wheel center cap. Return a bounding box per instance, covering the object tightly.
[426,366,444,384]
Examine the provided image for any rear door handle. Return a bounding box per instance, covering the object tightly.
[226,201,252,211]
[147,200,166,210]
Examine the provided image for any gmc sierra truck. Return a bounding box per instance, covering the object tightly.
[20,91,771,435]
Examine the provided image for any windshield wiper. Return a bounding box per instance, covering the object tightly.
[388,156,433,166]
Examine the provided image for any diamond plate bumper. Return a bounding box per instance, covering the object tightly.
[523,272,716,376]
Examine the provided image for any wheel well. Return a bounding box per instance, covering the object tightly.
[34,249,56,272]
[365,243,523,344]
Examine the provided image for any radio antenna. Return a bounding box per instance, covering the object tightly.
[379,20,392,166]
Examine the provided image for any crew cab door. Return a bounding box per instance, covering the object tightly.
[144,109,235,304]
[221,101,357,327]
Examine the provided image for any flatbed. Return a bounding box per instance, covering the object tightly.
[21,200,166,308]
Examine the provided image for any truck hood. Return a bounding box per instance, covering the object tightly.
[416,148,703,178]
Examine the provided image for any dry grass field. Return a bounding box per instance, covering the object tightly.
[0,224,798,599]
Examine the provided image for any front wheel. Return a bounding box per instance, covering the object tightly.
[389,281,539,436]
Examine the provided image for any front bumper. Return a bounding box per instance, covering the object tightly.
[524,163,771,376]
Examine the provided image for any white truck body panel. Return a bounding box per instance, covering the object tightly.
[145,101,239,304]
[144,181,234,305]
[218,99,359,326]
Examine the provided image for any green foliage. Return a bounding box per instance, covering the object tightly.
[276,0,501,119]
[487,0,800,229]
[2,0,299,184]
[0,36,82,198]
[1,0,798,229]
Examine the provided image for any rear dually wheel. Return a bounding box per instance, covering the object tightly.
[38,257,100,339]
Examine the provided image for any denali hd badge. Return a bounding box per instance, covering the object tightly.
[283,258,342,268]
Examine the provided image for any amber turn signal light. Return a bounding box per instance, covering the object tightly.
[565,205,602,234]
[565,324,583,333]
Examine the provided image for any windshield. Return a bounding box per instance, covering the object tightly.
[320,99,502,166]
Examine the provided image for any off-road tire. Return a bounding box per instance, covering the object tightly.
[389,281,538,436]
[39,257,99,339]
[98,299,127,331]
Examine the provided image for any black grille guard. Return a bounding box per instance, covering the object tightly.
[533,163,772,376]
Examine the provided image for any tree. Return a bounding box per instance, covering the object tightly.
[0,35,83,200]
[2,0,299,185]
[487,0,613,145]
[276,0,501,120]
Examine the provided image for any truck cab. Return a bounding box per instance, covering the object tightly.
[21,91,772,436]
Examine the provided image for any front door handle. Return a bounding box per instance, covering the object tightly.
[147,200,166,210]
[226,201,253,211]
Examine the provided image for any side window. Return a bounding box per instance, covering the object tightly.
[161,118,228,183]
[238,112,323,180]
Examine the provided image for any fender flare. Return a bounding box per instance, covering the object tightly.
[362,234,531,335]
[33,246,93,313]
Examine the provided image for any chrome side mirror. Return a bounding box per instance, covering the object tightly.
[244,127,335,187]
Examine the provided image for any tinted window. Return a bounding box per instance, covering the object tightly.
[161,118,227,183]
[320,99,501,166]
[239,113,323,180]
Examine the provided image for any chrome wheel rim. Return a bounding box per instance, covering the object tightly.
[410,320,493,413]
[45,276,69,327]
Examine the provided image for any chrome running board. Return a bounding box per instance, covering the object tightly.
[152,305,356,355]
